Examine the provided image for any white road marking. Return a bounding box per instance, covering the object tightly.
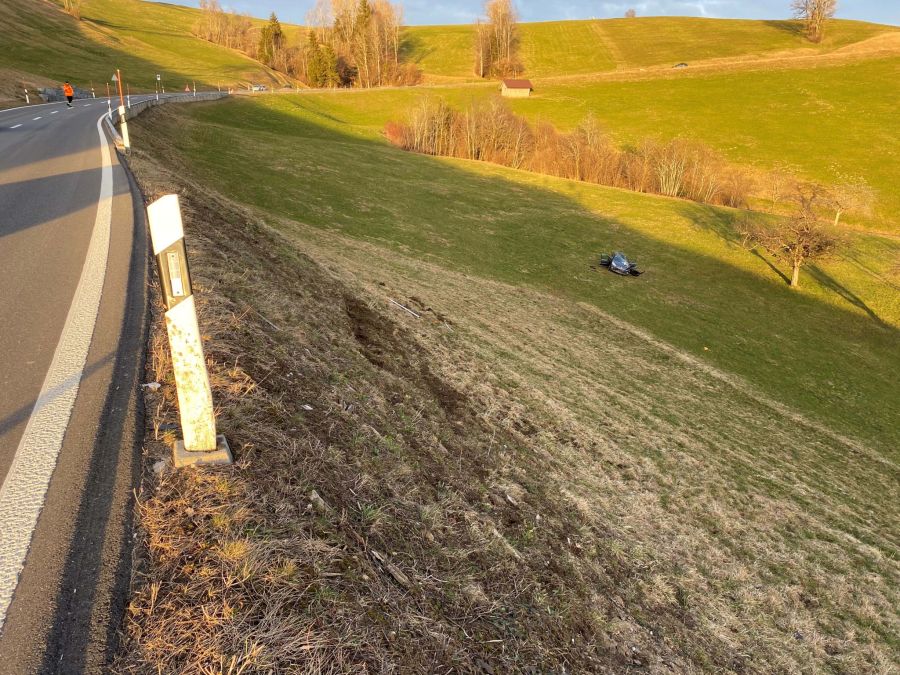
[0,114,113,631]
[32,117,41,121]
[50,111,59,115]
[9,124,21,129]
[0,101,63,116]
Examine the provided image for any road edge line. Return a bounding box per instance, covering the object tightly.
[0,114,114,631]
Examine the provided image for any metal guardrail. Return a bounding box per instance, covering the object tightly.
[106,92,229,151]
[109,92,228,125]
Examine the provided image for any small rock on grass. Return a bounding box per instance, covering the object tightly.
[310,490,329,513]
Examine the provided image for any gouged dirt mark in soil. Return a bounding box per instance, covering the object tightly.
[116,111,899,673]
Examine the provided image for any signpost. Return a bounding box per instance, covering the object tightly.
[146,195,232,468]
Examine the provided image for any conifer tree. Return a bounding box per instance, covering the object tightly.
[322,43,341,87]
[306,31,326,87]
[258,12,285,66]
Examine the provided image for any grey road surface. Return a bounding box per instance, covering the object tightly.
[0,97,149,673]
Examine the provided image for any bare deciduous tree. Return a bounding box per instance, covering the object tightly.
[306,0,415,88]
[791,0,837,43]
[473,0,522,78]
[625,8,637,18]
[742,186,841,288]
[768,161,798,210]
[386,98,753,208]
[826,173,874,227]
[194,1,255,55]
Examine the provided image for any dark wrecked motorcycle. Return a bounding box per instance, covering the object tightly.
[599,252,643,276]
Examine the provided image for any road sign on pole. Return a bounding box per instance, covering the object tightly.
[146,195,232,468]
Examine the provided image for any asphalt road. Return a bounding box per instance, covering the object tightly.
[0,97,150,673]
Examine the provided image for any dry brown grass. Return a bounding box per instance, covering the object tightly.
[113,131,899,673]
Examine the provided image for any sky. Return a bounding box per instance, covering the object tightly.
[171,0,900,26]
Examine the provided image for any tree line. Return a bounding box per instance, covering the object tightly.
[386,98,753,207]
[305,0,421,87]
[385,98,873,288]
[192,0,420,88]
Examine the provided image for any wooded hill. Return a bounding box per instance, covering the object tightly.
[1,0,895,100]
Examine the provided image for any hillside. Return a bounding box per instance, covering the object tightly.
[404,17,897,81]
[116,93,899,671]
[3,1,898,670]
[2,1,895,98]
[0,0,289,100]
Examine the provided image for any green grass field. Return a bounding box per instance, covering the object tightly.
[3,3,899,667]
[402,17,896,80]
[124,91,900,670]
[219,53,900,232]
[0,0,286,93]
[512,57,900,229]
[135,94,900,457]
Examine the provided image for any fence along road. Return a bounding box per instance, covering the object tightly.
[0,91,225,672]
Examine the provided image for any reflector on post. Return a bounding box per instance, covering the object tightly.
[147,195,232,467]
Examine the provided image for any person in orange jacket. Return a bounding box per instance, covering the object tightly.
[63,81,74,107]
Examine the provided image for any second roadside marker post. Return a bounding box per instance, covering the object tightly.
[147,195,233,468]
[112,70,130,154]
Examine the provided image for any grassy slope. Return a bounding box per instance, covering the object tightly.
[511,57,900,229]
[0,0,286,92]
[255,54,900,232]
[403,18,895,80]
[122,97,900,672]
[137,95,899,455]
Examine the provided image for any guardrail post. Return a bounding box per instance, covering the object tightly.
[147,195,232,468]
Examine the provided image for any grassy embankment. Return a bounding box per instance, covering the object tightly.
[116,65,899,668]
[7,2,893,668]
[121,97,899,671]
[403,17,896,81]
[267,54,900,233]
[134,93,900,450]
[0,0,289,99]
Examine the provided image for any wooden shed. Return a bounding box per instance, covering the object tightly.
[501,79,533,98]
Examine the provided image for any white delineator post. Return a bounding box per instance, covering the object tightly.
[24,88,29,104]
[147,195,232,467]
[117,105,130,153]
